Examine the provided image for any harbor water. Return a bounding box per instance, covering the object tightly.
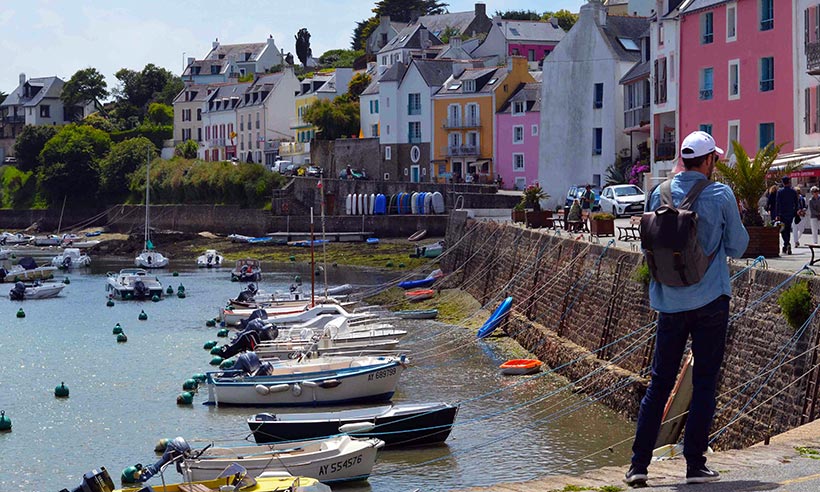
[0,258,633,491]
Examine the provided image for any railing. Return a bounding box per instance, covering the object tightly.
[2,115,24,124]
[808,41,820,74]
[442,145,479,157]
[699,89,713,100]
[408,134,422,144]
[655,141,676,161]
[443,117,480,129]
[624,106,649,129]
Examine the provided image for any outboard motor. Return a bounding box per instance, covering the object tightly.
[219,319,278,359]
[62,256,72,269]
[233,352,263,375]
[236,283,258,303]
[59,467,117,492]
[237,308,268,330]
[0,267,6,281]
[122,437,192,483]
[133,279,149,299]
[9,282,25,301]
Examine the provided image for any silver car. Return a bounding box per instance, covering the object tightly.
[600,184,645,217]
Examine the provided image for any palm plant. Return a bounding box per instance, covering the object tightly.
[715,141,800,227]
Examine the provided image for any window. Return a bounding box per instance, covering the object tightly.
[594,83,604,108]
[509,27,520,36]
[408,121,421,143]
[760,57,774,92]
[211,65,220,74]
[699,124,713,134]
[371,124,379,137]
[727,4,737,41]
[466,103,479,126]
[466,131,479,151]
[197,108,202,121]
[512,101,525,115]
[463,80,476,93]
[240,115,244,131]
[659,22,664,45]
[759,122,775,149]
[700,68,713,100]
[448,104,460,127]
[728,120,740,157]
[593,128,602,155]
[513,153,525,171]
[531,124,538,136]
[408,93,421,115]
[515,177,527,190]
[382,56,388,65]
[701,12,714,44]
[513,125,524,144]
[385,146,391,160]
[256,112,260,129]
[760,0,773,31]
[39,105,50,118]
[728,60,740,99]
[618,37,640,51]
[654,58,667,104]
[386,97,390,108]
[197,128,202,142]
[528,49,535,61]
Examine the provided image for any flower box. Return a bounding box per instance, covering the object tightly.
[742,225,780,258]
[526,210,553,229]
[590,216,615,237]
[512,210,526,223]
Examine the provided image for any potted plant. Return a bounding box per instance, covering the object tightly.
[512,202,526,223]
[590,212,616,237]
[715,141,801,258]
[521,182,552,228]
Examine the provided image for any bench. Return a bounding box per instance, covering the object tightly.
[808,244,820,266]
[618,216,642,241]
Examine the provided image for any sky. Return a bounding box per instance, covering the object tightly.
[0,0,586,98]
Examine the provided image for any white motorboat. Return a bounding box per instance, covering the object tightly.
[106,268,163,300]
[8,281,65,300]
[33,235,61,246]
[134,155,169,269]
[179,435,383,484]
[231,258,262,282]
[0,232,32,245]
[220,303,374,327]
[205,353,407,407]
[228,233,253,243]
[0,256,57,283]
[51,248,91,269]
[196,249,223,268]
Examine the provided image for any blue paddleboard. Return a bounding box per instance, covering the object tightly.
[366,238,380,244]
[477,296,513,339]
[375,194,386,214]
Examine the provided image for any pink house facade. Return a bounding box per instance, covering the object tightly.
[508,43,556,63]
[679,0,793,157]
[496,83,540,190]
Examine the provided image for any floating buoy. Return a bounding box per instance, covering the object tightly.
[385,261,394,268]
[63,277,70,284]
[16,308,25,318]
[166,286,173,295]
[121,466,140,484]
[205,319,216,327]
[113,323,123,335]
[172,271,179,277]
[192,373,206,382]
[219,358,235,369]
[209,356,223,366]
[0,410,11,431]
[138,310,148,321]
[203,340,217,350]
[154,438,171,453]
[177,291,186,299]
[289,255,296,262]
[151,294,160,302]
[182,379,198,391]
[209,346,222,355]
[178,284,185,293]
[106,299,115,307]
[117,333,128,343]
[399,263,406,268]
[54,382,69,398]
[176,391,193,405]
[217,328,229,338]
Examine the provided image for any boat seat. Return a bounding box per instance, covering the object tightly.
[178,484,215,492]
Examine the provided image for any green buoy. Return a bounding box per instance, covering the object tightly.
[192,373,206,382]
[182,379,198,391]
[219,358,235,369]
[117,333,128,343]
[217,328,229,337]
[112,323,123,335]
[399,263,406,268]
[178,284,185,293]
[172,271,179,277]
[154,438,171,453]
[177,291,186,299]
[138,310,148,321]
[0,410,11,431]
[63,277,71,285]
[166,286,173,295]
[209,356,223,366]
[151,294,160,302]
[16,308,25,318]
[203,340,217,350]
[54,382,69,398]
[106,299,115,307]
[205,319,216,327]
[209,345,222,355]
[385,261,394,268]
[289,255,296,262]
[121,465,141,483]
[176,391,194,405]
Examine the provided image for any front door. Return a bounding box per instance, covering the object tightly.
[411,165,420,182]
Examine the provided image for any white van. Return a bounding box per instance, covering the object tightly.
[271,160,292,173]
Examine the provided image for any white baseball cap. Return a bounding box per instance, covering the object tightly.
[680,131,724,158]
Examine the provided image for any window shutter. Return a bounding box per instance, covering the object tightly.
[816,86,820,132]
[654,60,659,104]
[806,8,811,48]
[807,88,812,134]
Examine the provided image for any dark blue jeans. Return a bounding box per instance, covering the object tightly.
[781,216,794,248]
[631,295,730,470]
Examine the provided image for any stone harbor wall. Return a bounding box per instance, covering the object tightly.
[443,214,820,450]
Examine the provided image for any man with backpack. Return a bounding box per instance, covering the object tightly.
[626,131,748,487]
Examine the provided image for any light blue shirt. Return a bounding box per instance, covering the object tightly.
[646,171,749,313]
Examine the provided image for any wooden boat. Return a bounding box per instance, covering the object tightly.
[395,308,438,320]
[205,353,407,407]
[105,269,163,300]
[477,296,513,338]
[51,248,91,269]
[231,258,262,282]
[405,288,434,302]
[196,249,224,268]
[0,257,57,283]
[499,359,543,375]
[408,229,427,241]
[180,435,383,484]
[8,281,65,300]
[249,401,459,447]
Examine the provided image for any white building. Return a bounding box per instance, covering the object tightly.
[539,0,649,207]
[183,37,282,84]
[200,83,250,162]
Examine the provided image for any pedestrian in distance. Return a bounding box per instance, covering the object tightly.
[626,130,749,487]
[345,165,353,180]
[809,186,820,245]
[775,176,798,254]
[581,184,594,212]
[793,186,807,247]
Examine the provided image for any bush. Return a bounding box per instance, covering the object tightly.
[111,124,172,149]
[0,165,36,208]
[778,281,813,330]
[592,212,616,220]
[632,262,651,286]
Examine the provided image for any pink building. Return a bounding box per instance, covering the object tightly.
[496,82,540,190]
[679,0,793,156]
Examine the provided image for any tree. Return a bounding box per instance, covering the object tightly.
[542,9,579,31]
[113,64,183,125]
[146,103,173,126]
[373,0,448,23]
[319,49,364,68]
[496,9,541,20]
[285,52,295,65]
[99,137,156,200]
[438,26,462,43]
[13,125,58,172]
[295,28,313,68]
[61,67,109,119]
[82,113,116,133]
[175,140,198,159]
[347,73,372,100]
[351,17,379,50]
[303,98,360,140]
[38,124,112,205]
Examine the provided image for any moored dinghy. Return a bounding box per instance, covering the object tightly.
[395,308,438,320]
[51,248,91,269]
[405,288,434,302]
[500,359,543,375]
[196,249,224,267]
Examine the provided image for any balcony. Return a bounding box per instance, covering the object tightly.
[808,41,820,75]
[655,141,676,161]
[699,89,713,100]
[443,117,481,129]
[624,106,650,129]
[210,138,226,147]
[443,145,479,157]
[290,117,312,129]
[2,115,24,124]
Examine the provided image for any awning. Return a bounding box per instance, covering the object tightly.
[771,152,820,167]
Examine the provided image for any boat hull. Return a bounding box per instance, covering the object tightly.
[9,283,65,299]
[135,251,169,269]
[395,309,438,320]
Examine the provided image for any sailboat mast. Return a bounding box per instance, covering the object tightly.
[310,207,315,307]
[145,151,150,250]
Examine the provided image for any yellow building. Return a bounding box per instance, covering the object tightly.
[432,57,534,183]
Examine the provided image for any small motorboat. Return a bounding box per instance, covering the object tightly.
[135,249,169,269]
[51,248,91,269]
[84,230,103,237]
[248,236,273,244]
[395,308,438,320]
[33,234,61,246]
[229,233,253,243]
[231,258,262,282]
[326,283,353,296]
[0,232,32,245]
[405,288,435,302]
[196,249,224,268]
[408,229,427,242]
[500,359,543,375]
[398,272,439,290]
[477,296,513,339]
[366,237,380,245]
[411,240,445,259]
[9,280,65,300]
[105,269,163,300]
[0,257,57,283]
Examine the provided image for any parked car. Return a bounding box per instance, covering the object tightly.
[271,160,292,173]
[283,163,304,176]
[305,165,323,178]
[339,168,368,180]
[599,184,645,217]
[564,185,601,210]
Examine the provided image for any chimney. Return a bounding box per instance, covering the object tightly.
[419,25,430,49]
[380,15,391,26]
[475,3,486,19]
[19,73,26,86]
[266,36,276,48]
[212,38,220,50]
[549,17,559,28]
[581,0,607,27]
[450,36,462,48]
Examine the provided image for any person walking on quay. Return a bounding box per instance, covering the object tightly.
[581,184,595,212]
[809,186,820,245]
[625,130,748,487]
[793,186,807,247]
[775,176,798,254]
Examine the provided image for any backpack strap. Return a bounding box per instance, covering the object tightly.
[659,180,674,207]
[678,179,713,211]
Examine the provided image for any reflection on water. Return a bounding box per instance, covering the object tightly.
[0,257,632,492]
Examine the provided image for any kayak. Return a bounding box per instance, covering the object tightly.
[405,289,435,302]
[398,277,437,290]
[477,296,513,338]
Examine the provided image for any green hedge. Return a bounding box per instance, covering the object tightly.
[0,165,36,208]
[111,125,172,149]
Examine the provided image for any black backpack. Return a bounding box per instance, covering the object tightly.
[640,179,714,287]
